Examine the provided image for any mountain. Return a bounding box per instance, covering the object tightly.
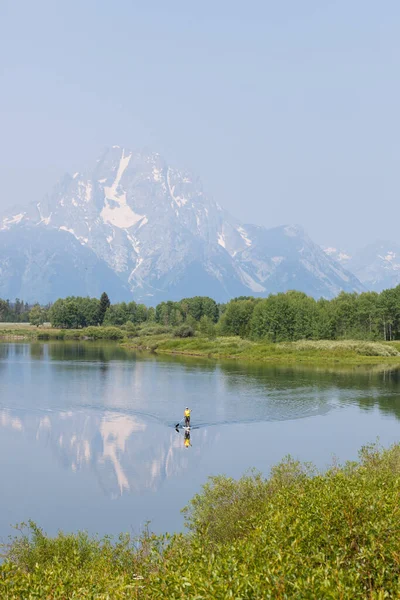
[0,146,364,303]
[323,247,352,266]
[0,226,131,304]
[346,242,400,292]
[323,243,400,292]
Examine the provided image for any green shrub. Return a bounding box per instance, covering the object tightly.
[124,320,138,337]
[148,443,400,598]
[137,324,174,336]
[198,315,216,339]
[3,444,400,598]
[1,521,152,599]
[84,326,124,341]
[173,325,194,338]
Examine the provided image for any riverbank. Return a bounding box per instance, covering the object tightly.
[2,442,400,598]
[125,335,400,365]
[0,324,124,341]
[2,324,400,365]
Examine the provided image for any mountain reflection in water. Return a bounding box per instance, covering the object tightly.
[1,341,400,538]
[0,408,213,498]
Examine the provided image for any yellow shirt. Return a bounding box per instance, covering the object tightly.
[184,438,190,447]
[184,409,191,418]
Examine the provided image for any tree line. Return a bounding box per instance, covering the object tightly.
[0,298,35,323]
[2,286,400,341]
[219,288,400,342]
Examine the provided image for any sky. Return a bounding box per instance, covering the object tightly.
[1,0,399,251]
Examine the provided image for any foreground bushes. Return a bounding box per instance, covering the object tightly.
[0,523,151,599]
[2,443,400,598]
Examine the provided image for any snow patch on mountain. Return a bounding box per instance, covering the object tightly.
[37,202,52,225]
[1,213,25,229]
[100,150,145,228]
[323,247,352,264]
[217,233,226,248]
[378,251,400,268]
[59,225,88,245]
[60,225,75,235]
[153,167,162,182]
[237,226,252,247]
[101,203,145,228]
[166,168,188,208]
[104,150,131,198]
[85,182,92,203]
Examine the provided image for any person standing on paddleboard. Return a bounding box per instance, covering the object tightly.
[184,407,191,428]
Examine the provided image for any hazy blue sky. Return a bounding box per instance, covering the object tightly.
[1,0,399,250]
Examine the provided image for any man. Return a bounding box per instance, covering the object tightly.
[184,407,191,428]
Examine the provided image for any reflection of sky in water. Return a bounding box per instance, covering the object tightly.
[0,342,399,539]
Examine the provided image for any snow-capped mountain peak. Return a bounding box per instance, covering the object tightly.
[0,145,364,303]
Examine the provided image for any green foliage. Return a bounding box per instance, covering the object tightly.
[1,520,153,599]
[5,284,400,342]
[198,315,216,339]
[149,443,400,599]
[29,303,47,327]
[182,470,270,544]
[49,297,101,328]
[84,326,124,340]
[179,296,219,323]
[124,320,138,337]
[250,291,317,342]
[131,335,400,364]
[185,314,198,330]
[219,298,258,337]
[3,444,400,598]
[137,323,174,336]
[98,291,111,324]
[173,325,195,338]
[104,301,148,326]
[147,306,156,323]
[0,298,32,323]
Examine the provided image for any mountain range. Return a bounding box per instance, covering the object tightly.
[324,242,400,293]
[0,145,397,304]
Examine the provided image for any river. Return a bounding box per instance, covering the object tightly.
[0,342,399,541]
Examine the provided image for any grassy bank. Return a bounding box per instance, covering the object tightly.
[0,325,125,341]
[126,335,400,365]
[1,443,400,598]
[2,322,400,365]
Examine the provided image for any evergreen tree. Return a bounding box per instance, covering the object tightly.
[98,292,111,325]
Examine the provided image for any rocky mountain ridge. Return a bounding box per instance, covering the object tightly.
[0,145,364,303]
[324,243,400,292]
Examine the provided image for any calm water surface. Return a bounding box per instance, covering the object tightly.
[0,342,399,540]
